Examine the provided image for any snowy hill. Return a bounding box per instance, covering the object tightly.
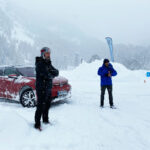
[0,61,150,150]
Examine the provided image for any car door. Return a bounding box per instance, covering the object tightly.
[0,68,5,98]
[3,67,19,100]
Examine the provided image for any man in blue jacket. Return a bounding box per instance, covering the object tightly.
[97,59,117,108]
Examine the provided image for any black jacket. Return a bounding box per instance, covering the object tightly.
[35,57,59,91]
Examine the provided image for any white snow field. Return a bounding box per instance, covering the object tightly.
[0,60,150,150]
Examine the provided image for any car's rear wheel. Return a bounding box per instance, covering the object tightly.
[20,89,36,107]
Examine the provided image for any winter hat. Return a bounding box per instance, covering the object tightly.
[103,59,109,64]
[41,47,51,57]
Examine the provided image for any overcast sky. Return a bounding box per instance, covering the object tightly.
[8,0,150,46]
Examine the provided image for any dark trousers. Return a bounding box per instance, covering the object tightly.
[35,88,52,127]
[100,85,113,107]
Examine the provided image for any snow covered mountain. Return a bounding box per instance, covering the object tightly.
[0,0,108,68]
[0,0,150,70]
[0,60,150,150]
[0,0,37,65]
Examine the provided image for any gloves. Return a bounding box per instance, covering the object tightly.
[105,71,112,77]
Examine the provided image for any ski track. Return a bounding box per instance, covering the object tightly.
[0,61,150,150]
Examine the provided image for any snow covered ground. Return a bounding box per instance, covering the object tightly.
[0,60,150,150]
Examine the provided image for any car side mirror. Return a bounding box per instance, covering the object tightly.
[8,74,18,79]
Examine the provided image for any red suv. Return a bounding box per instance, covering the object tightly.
[0,66,71,107]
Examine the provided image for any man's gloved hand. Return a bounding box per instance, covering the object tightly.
[105,71,112,77]
[49,69,59,77]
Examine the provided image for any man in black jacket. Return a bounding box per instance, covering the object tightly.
[34,47,59,130]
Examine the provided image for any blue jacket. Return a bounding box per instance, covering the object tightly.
[97,63,117,86]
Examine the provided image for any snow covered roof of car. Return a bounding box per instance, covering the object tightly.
[0,65,35,68]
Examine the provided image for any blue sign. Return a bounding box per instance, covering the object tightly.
[146,72,150,77]
[105,37,114,62]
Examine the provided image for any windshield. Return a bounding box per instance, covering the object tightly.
[17,67,36,77]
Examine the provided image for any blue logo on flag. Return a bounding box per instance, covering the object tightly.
[146,72,150,77]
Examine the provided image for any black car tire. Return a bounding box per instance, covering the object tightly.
[20,89,36,107]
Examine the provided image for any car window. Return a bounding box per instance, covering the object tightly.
[0,70,3,76]
[4,67,18,76]
[17,67,35,77]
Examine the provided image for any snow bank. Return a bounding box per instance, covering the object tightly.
[65,60,148,84]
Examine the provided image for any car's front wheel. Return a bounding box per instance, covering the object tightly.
[20,89,36,107]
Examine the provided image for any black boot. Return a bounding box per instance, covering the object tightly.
[100,105,104,108]
[34,123,42,131]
